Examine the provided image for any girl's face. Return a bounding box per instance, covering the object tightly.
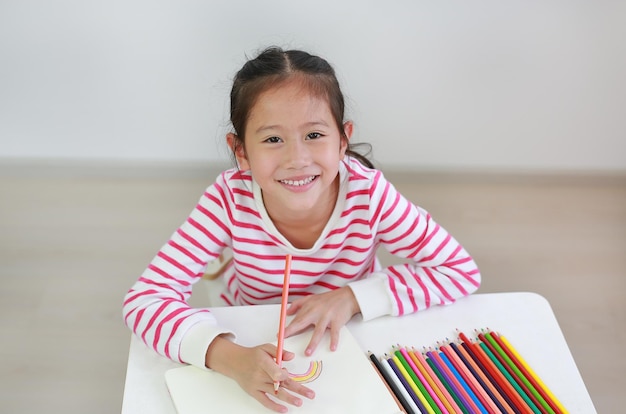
[229,79,351,219]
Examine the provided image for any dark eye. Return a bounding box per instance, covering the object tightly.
[264,136,282,143]
[306,132,322,140]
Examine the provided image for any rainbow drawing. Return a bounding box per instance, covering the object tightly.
[287,360,323,383]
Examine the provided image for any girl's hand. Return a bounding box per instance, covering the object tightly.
[283,286,360,356]
[205,336,315,413]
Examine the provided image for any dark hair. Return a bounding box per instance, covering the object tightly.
[229,46,374,168]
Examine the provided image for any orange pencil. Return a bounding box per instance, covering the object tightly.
[408,347,462,413]
[453,341,516,413]
[274,254,292,394]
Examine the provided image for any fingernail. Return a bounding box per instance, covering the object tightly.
[305,349,312,356]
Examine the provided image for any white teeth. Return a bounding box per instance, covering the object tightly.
[280,176,316,186]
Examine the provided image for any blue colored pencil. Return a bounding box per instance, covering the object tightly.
[439,350,488,414]
[427,350,474,413]
[450,342,509,414]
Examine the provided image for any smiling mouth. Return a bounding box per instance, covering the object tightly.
[278,175,318,186]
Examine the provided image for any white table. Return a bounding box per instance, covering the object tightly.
[121,292,597,413]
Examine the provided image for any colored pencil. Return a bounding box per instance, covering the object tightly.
[425,352,470,414]
[478,332,543,413]
[369,352,415,414]
[396,346,443,414]
[457,333,522,414]
[381,353,422,413]
[387,354,428,413]
[451,341,515,414]
[469,339,531,413]
[392,353,436,414]
[427,349,475,413]
[401,346,448,414]
[442,342,500,414]
[274,254,292,394]
[491,332,565,414]
[479,342,540,413]
[499,334,568,414]
[438,349,487,413]
[483,332,554,414]
[409,348,462,414]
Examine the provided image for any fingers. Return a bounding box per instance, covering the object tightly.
[304,322,328,356]
[281,350,296,361]
[284,312,315,338]
[329,323,341,352]
[255,391,290,413]
[255,378,315,413]
[281,378,316,400]
[285,299,303,315]
[259,343,294,362]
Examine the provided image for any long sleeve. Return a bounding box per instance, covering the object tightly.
[349,168,481,320]
[122,172,236,368]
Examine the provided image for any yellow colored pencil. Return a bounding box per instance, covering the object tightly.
[500,335,568,414]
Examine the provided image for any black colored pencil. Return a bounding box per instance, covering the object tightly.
[368,352,415,414]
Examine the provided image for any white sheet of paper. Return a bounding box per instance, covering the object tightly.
[165,326,402,413]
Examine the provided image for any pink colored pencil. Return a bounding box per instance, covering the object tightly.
[274,254,292,394]
[399,346,449,413]
[453,340,516,413]
[409,348,463,414]
[429,348,481,413]
[441,342,501,414]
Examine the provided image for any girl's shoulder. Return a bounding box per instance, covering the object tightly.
[343,156,385,186]
[203,167,256,206]
[216,166,252,185]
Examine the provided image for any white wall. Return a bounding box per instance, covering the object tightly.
[1,0,625,172]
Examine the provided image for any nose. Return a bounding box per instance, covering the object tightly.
[284,139,311,169]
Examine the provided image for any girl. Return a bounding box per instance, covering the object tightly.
[123,47,481,413]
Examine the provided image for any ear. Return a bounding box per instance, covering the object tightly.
[226,133,250,170]
[340,121,353,159]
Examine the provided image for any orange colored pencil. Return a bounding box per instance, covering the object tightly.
[409,348,462,414]
[274,254,292,394]
[442,342,501,414]
[453,341,516,413]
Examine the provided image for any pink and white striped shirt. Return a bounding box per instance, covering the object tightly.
[123,157,480,368]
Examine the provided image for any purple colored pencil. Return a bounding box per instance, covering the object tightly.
[387,354,429,413]
[426,350,474,413]
[450,342,508,414]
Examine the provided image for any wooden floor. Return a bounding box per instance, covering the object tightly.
[1,165,624,413]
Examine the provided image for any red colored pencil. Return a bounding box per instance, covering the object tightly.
[489,331,563,414]
[457,332,520,414]
[452,341,516,414]
[478,332,545,413]
[470,339,533,413]
[441,342,500,413]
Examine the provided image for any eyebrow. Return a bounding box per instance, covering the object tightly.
[255,120,330,134]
